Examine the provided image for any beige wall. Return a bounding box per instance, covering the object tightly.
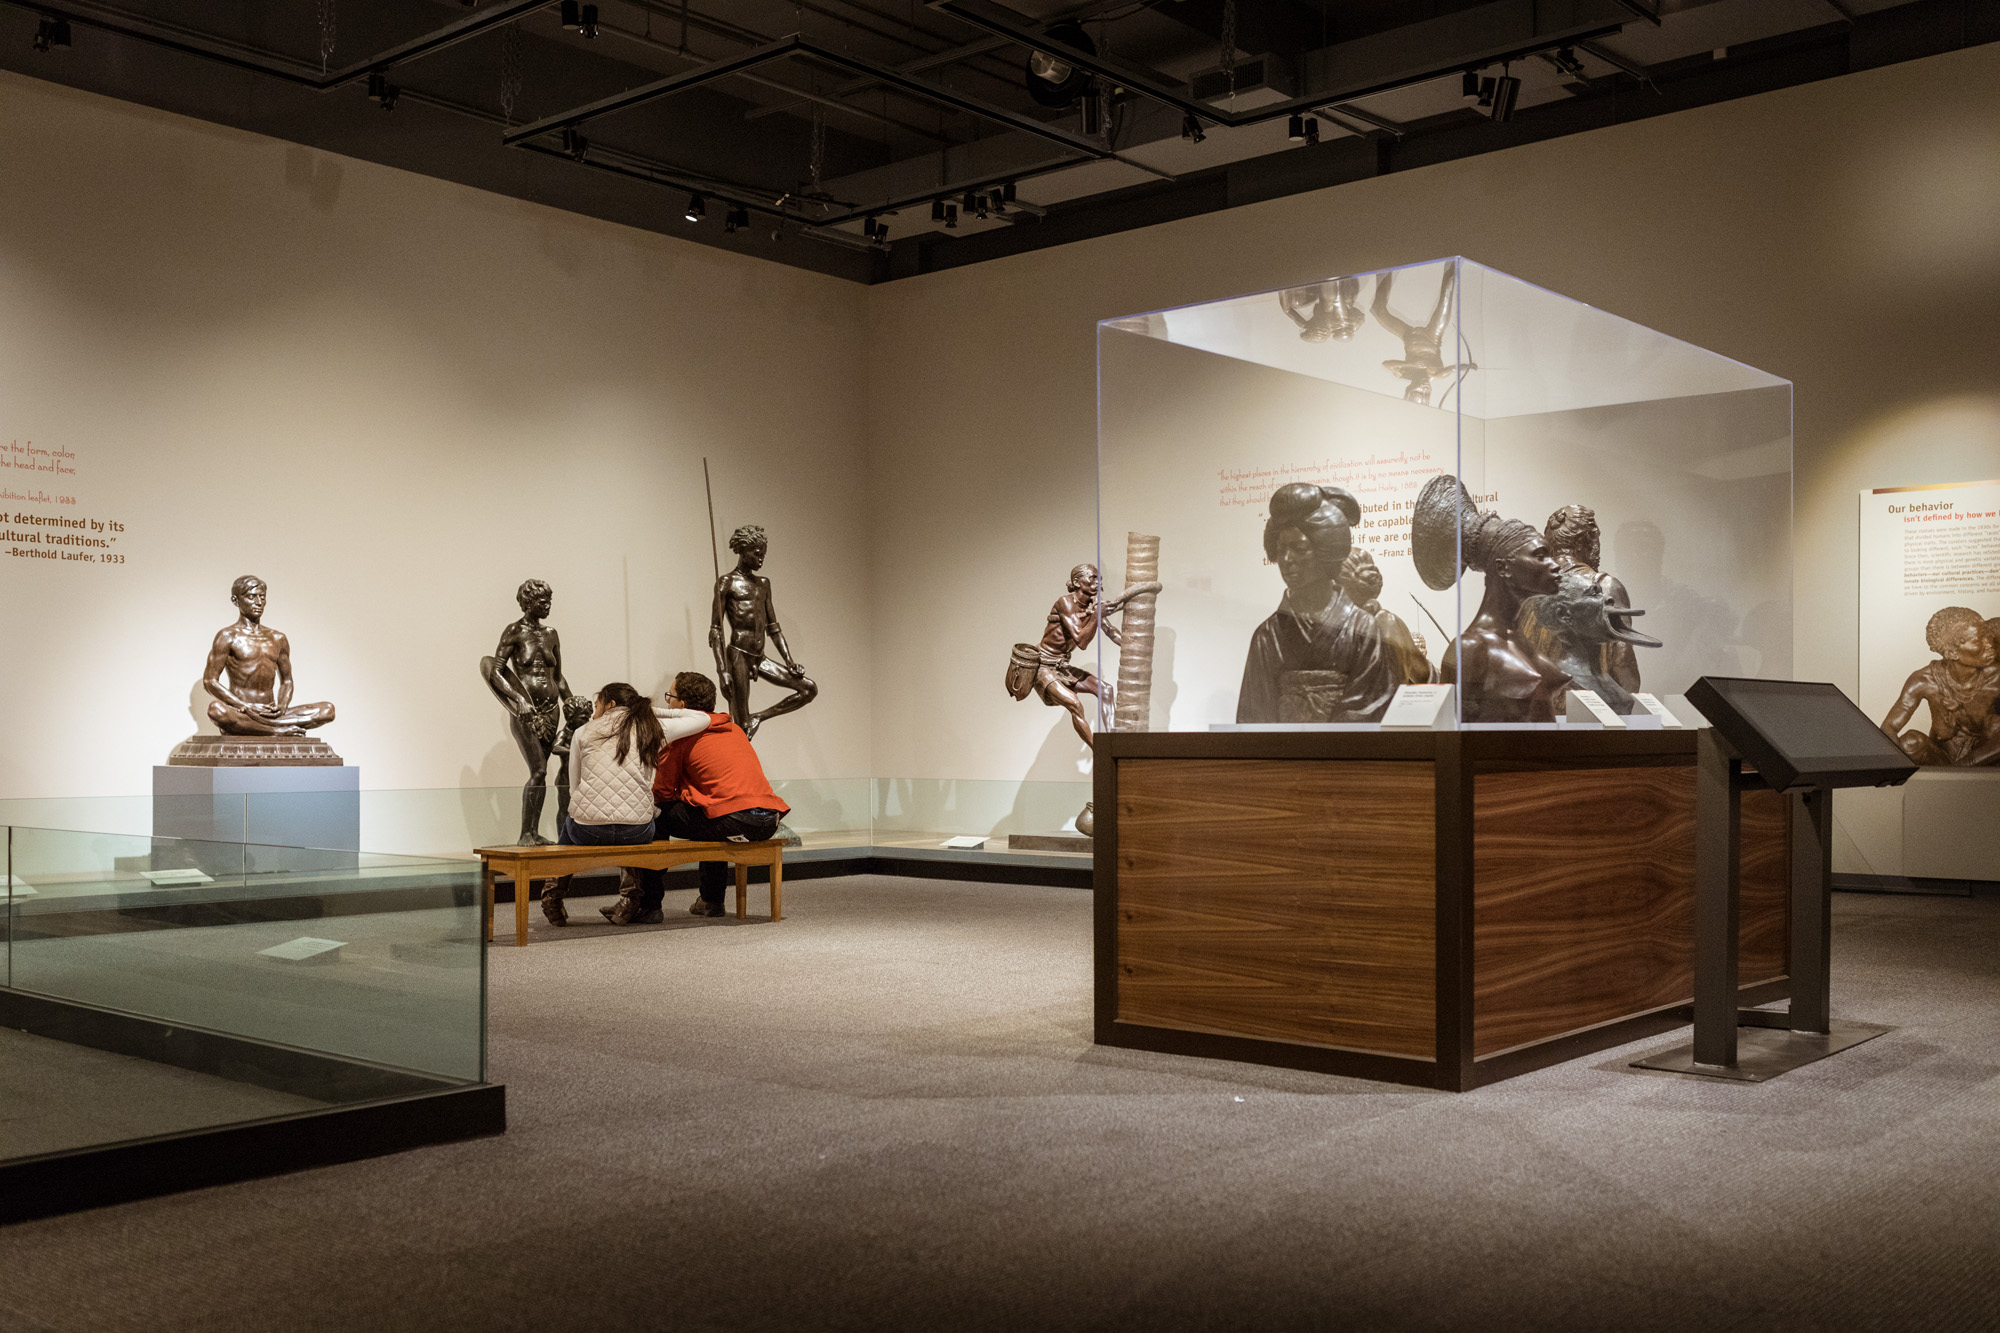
[865,43,2000,869]
[0,72,873,800]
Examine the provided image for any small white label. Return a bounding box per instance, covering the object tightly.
[1381,684,1454,729]
[1633,693,1684,727]
[142,868,214,886]
[1568,690,1628,728]
[257,936,346,962]
[2,876,35,895]
[940,836,988,849]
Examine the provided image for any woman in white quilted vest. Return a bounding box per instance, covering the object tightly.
[540,681,670,926]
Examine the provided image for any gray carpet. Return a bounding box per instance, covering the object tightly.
[0,876,1994,1332]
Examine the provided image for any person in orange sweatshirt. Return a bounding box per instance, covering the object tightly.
[600,670,790,925]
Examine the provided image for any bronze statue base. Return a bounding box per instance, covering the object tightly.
[167,734,344,767]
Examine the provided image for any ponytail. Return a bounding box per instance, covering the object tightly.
[596,682,666,768]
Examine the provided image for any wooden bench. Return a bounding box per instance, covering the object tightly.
[474,839,785,946]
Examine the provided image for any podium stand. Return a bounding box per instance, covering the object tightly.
[1634,677,1917,1082]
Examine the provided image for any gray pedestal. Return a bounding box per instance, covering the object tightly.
[153,765,360,877]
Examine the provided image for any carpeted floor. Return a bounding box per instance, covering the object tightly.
[0,876,1994,1332]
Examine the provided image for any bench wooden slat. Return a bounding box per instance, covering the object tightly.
[476,838,785,945]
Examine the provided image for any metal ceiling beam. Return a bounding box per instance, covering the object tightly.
[742,35,1012,121]
[501,33,1112,160]
[927,0,1625,129]
[0,0,555,89]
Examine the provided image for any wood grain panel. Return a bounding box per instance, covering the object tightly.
[1115,759,1436,1058]
[1473,766,1789,1057]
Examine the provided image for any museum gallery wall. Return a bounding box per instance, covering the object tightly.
[6,43,2000,878]
[865,41,2000,878]
[0,72,875,826]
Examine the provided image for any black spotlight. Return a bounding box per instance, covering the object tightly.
[1553,46,1586,79]
[931,199,946,223]
[1288,114,1305,142]
[1489,71,1521,122]
[32,16,70,51]
[1025,20,1096,110]
[873,222,889,245]
[579,4,598,37]
[944,203,958,229]
[367,71,400,110]
[559,0,581,28]
[1001,182,1016,203]
[1477,76,1496,109]
[1181,113,1206,144]
[1461,69,1482,101]
[685,193,706,223]
[1304,115,1320,145]
[561,128,589,160]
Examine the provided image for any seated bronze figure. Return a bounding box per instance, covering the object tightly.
[1880,606,2000,766]
[1238,483,1411,724]
[203,576,336,736]
[1411,476,1570,723]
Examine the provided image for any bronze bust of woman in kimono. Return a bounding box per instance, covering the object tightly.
[1237,483,1409,724]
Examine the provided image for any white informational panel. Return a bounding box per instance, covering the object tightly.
[1857,480,2000,881]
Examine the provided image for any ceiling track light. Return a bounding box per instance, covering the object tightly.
[931,199,946,223]
[1476,76,1496,109]
[32,16,70,51]
[1287,113,1305,142]
[1304,115,1320,145]
[1181,113,1206,144]
[561,127,588,161]
[559,0,581,28]
[579,4,598,38]
[1461,69,1482,101]
[1489,68,1521,123]
[944,203,958,230]
[367,71,399,111]
[685,193,706,223]
[1024,19,1096,111]
[723,205,748,234]
[1551,46,1587,79]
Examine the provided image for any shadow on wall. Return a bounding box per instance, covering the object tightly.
[283,146,342,212]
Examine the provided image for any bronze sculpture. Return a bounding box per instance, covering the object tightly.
[1237,484,1414,724]
[1533,504,1644,695]
[1007,563,1159,747]
[1519,569,1660,715]
[482,579,592,845]
[1411,475,1570,723]
[1339,548,1434,687]
[711,525,816,739]
[1371,268,1475,406]
[167,575,342,766]
[1279,278,1366,343]
[1880,606,2000,765]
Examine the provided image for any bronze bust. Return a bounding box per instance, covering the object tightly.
[1411,476,1570,723]
[711,525,817,740]
[1238,484,1412,724]
[1537,504,1645,696]
[1279,278,1366,343]
[482,579,592,845]
[1880,606,2000,766]
[202,576,336,736]
[1519,567,1660,715]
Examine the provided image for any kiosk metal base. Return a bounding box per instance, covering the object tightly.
[1632,1018,1890,1082]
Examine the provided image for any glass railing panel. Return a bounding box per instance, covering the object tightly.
[870,779,1094,850]
[5,825,483,1084]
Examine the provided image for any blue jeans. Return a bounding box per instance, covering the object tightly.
[560,816,656,846]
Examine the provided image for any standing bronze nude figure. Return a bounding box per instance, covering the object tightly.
[711,525,817,739]
[1411,476,1570,723]
[203,576,336,735]
[1007,563,1160,746]
[1371,267,1476,406]
[1279,277,1366,343]
[482,579,591,845]
[1880,606,2000,766]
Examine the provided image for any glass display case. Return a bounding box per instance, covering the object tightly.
[1096,257,1793,728]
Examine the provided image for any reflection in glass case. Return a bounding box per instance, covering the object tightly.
[1097,257,1794,728]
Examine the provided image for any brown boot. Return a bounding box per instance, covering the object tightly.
[540,875,572,927]
[599,889,644,926]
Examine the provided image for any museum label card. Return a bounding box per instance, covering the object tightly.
[257,937,346,962]
[1632,693,1683,727]
[940,836,987,849]
[1566,690,1628,728]
[1381,684,1454,729]
[142,868,213,886]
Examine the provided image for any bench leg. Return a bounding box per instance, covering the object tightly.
[770,855,783,922]
[735,861,749,919]
[517,873,531,947]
